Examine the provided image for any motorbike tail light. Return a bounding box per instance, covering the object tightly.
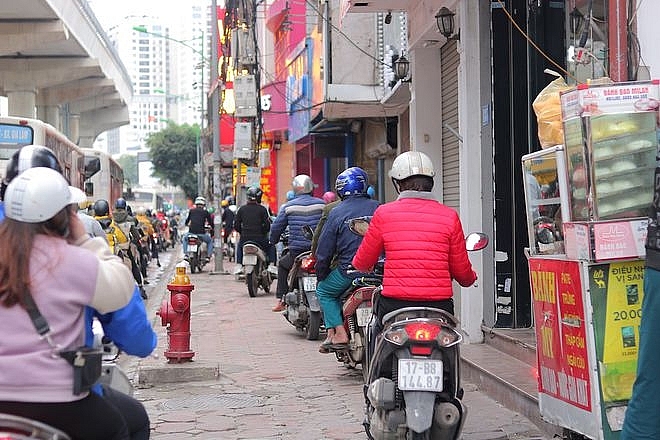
[383,328,408,346]
[404,322,441,342]
[410,345,433,356]
[301,256,316,272]
[436,327,462,347]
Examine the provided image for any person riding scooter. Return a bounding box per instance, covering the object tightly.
[315,167,379,353]
[233,186,276,271]
[0,145,156,440]
[352,150,477,337]
[183,196,214,263]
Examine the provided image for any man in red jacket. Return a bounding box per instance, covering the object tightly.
[352,151,477,328]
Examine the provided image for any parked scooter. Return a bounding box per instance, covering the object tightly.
[361,225,489,440]
[241,242,273,297]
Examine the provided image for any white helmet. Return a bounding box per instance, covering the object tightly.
[194,196,206,206]
[135,206,147,216]
[4,167,86,223]
[292,174,314,195]
[388,151,436,180]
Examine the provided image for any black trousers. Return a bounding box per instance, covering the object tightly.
[0,391,130,440]
[102,385,150,440]
[276,249,305,299]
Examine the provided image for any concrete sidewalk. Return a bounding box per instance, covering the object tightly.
[128,254,550,439]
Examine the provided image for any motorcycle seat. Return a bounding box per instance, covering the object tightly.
[294,250,312,263]
[351,276,383,287]
[382,306,458,327]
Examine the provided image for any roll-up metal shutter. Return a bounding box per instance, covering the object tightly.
[441,40,460,211]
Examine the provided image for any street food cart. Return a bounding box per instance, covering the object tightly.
[522,79,659,439]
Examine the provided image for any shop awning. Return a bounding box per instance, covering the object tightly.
[322,82,409,119]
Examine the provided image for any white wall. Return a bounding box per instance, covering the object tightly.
[637,3,660,79]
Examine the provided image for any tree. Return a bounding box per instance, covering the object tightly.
[146,122,200,199]
[116,154,138,187]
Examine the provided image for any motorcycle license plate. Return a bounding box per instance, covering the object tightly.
[188,244,198,252]
[243,254,258,265]
[302,276,317,291]
[397,359,443,392]
[356,306,372,327]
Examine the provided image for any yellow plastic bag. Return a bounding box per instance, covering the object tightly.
[532,72,571,148]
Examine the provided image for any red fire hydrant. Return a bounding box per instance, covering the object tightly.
[157,261,195,363]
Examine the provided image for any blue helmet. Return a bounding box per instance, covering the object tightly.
[335,167,368,199]
[286,190,295,201]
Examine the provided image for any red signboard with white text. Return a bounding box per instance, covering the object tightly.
[529,258,592,411]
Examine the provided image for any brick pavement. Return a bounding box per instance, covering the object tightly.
[126,253,550,440]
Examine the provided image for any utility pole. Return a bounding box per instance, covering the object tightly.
[211,0,227,274]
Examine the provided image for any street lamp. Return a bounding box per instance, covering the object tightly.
[133,25,208,198]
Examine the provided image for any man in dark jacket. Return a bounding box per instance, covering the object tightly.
[184,196,214,261]
[233,186,276,268]
[269,174,325,312]
[315,167,379,351]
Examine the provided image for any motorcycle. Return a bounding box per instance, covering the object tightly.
[160,218,173,249]
[241,242,273,297]
[185,233,207,273]
[222,229,237,262]
[282,250,323,340]
[359,221,489,440]
[92,319,134,396]
[333,266,384,381]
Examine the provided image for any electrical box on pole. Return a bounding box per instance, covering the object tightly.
[233,122,253,160]
[230,28,256,68]
[234,75,258,117]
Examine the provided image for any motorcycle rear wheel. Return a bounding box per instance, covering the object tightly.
[306,310,322,340]
[246,271,258,297]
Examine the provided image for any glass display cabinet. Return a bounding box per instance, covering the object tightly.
[560,81,659,222]
[521,145,570,256]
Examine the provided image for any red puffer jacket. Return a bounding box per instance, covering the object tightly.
[352,193,477,302]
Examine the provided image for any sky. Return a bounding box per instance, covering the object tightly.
[87,0,183,30]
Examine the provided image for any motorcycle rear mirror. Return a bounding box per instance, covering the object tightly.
[302,224,314,240]
[348,218,370,237]
[465,232,489,251]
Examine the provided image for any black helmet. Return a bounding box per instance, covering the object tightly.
[93,199,110,217]
[246,186,263,202]
[115,197,127,210]
[1,145,62,200]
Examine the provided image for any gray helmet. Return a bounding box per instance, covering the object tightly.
[292,174,314,195]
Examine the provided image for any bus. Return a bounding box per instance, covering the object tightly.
[82,149,125,206]
[0,116,124,204]
[127,190,164,212]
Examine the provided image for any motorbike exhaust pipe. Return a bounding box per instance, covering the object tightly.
[430,401,462,438]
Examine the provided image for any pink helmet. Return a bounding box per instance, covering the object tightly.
[322,191,337,204]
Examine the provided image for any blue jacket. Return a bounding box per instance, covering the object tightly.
[315,195,380,281]
[270,194,325,252]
